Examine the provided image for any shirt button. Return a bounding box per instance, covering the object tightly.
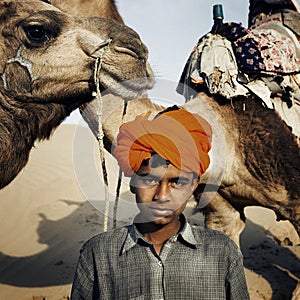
[158,261,162,266]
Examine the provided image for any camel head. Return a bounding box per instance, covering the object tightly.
[0,0,154,189]
[0,0,154,107]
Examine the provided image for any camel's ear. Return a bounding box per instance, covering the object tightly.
[0,1,16,22]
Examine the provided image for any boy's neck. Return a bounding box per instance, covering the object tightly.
[136,217,182,255]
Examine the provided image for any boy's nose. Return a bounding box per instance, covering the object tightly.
[154,183,170,201]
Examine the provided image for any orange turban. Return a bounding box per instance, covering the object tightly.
[113,108,212,177]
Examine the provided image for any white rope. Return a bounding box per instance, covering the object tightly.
[93,39,112,232]
[112,169,123,229]
[112,102,128,228]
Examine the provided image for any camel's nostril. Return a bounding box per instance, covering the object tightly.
[114,46,139,59]
[146,62,155,81]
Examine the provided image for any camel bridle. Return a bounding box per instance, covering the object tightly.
[93,38,127,232]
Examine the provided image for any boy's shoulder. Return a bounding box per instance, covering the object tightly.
[81,225,132,252]
[190,224,239,249]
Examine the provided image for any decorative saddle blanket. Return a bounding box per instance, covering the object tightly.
[176,9,300,137]
[177,10,300,108]
[230,13,300,75]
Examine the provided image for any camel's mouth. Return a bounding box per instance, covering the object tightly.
[99,76,155,101]
[93,55,155,101]
[90,37,155,101]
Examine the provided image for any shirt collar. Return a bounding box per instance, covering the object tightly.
[121,214,199,255]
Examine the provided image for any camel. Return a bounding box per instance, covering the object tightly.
[0,0,153,189]
[62,0,299,246]
[81,87,300,241]
[80,83,300,299]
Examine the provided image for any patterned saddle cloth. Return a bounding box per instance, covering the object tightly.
[176,10,300,137]
[231,12,300,75]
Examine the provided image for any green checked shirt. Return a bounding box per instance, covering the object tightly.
[71,215,249,300]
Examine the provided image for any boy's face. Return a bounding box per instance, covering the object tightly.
[131,157,199,225]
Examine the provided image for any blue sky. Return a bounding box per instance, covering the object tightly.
[65,0,249,122]
[117,0,249,81]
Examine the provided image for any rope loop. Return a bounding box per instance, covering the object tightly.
[92,38,127,231]
[93,39,112,232]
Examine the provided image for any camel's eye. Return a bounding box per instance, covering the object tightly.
[24,25,50,43]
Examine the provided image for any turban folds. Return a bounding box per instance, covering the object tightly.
[113,108,212,177]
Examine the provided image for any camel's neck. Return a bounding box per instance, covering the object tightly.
[0,95,75,188]
[50,0,123,23]
[98,0,123,23]
[80,96,164,147]
[103,96,164,143]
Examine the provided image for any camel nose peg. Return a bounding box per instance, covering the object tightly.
[90,38,113,57]
[77,32,112,58]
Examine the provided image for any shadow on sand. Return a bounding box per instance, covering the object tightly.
[0,201,299,299]
[241,218,300,299]
[0,200,106,287]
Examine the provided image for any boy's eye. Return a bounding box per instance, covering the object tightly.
[171,181,185,188]
[170,178,191,188]
[142,177,159,186]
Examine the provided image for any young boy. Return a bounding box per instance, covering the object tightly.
[71,107,249,300]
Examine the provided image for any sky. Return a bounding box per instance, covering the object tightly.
[117,0,249,81]
[65,0,249,123]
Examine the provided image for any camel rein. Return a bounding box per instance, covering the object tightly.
[93,38,126,232]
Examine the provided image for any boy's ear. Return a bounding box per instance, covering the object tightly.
[191,177,200,192]
[130,185,136,194]
[129,177,136,194]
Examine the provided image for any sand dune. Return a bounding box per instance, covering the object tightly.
[0,124,299,300]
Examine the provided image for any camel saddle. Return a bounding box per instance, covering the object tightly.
[177,9,300,137]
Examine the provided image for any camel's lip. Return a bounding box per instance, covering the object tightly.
[99,77,154,100]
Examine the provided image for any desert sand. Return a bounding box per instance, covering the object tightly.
[0,124,299,300]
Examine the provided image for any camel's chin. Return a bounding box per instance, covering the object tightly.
[98,58,155,100]
[100,76,154,101]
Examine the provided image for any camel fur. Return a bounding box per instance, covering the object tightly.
[49,0,123,23]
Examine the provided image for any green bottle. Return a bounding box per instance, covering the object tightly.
[211,4,224,34]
